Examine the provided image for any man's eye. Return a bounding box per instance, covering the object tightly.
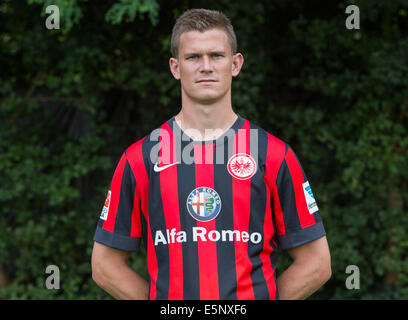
[187,55,198,60]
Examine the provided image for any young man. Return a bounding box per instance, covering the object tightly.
[91,8,331,300]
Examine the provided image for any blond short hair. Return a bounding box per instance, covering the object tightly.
[171,8,237,58]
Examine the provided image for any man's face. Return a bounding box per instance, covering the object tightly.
[170,28,243,105]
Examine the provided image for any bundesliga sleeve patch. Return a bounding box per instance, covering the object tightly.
[100,190,111,220]
[302,181,319,214]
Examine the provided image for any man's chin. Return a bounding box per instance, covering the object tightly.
[196,96,221,105]
[188,92,227,105]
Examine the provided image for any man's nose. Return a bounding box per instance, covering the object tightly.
[200,55,212,72]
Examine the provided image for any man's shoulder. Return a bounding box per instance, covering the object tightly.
[242,118,289,177]
[125,136,146,156]
[244,117,287,151]
[124,118,170,160]
[122,116,290,163]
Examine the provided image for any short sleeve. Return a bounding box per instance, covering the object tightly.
[93,151,142,252]
[271,145,326,250]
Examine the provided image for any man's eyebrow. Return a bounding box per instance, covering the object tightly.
[183,52,201,57]
[210,51,226,55]
[183,50,226,57]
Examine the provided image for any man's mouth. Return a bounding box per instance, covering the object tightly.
[196,79,217,83]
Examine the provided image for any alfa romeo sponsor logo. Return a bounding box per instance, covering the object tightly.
[187,187,222,222]
[227,153,257,180]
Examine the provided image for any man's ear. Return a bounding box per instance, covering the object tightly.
[231,53,244,77]
[169,57,180,80]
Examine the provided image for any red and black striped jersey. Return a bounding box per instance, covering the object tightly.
[93,115,326,300]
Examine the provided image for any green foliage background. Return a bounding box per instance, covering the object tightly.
[0,0,407,299]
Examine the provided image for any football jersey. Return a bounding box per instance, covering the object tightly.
[93,114,326,300]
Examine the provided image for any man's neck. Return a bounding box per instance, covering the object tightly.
[175,95,237,141]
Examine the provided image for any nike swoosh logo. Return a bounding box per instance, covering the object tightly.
[153,162,179,172]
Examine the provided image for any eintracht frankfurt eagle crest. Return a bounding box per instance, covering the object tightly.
[227,153,257,180]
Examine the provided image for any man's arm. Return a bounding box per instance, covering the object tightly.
[91,241,149,300]
[276,236,331,300]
